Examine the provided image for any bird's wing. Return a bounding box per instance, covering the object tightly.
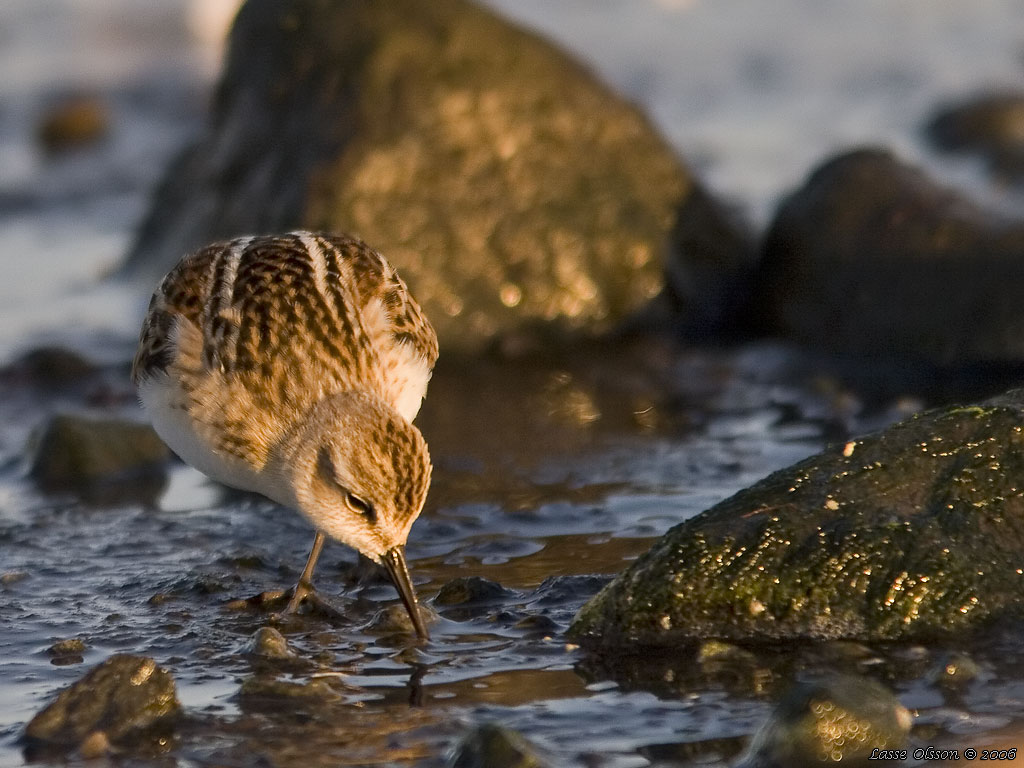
[131,243,220,386]
[315,233,438,422]
[136,232,437,422]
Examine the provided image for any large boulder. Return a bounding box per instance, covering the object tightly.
[121,0,751,351]
[752,148,1024,364]
[570,388,1024,647]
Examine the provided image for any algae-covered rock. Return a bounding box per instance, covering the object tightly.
[239,675,341,702]
[737,675,911,767]
[570,389,1024,647]
[24,655,179,750]
[450,723,548,768]
[367,601,440,637]
[753,148,1024,364]
[435,576,514,606]
[121,0,751,351]
[47,637,87,666]
[247,627,295,659]
[29,413,169,501]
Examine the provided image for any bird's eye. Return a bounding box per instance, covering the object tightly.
[345,492,376,522]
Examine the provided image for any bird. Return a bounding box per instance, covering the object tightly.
[131,231,438,639]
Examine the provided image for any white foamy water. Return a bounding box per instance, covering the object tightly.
[0,0,1022,357]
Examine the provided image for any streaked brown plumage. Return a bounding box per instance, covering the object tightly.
[132,231,437,638]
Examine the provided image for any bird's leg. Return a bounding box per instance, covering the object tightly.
[285,531,326,613]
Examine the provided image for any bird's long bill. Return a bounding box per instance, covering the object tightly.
[381,546,429,640]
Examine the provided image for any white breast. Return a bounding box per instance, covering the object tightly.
[138,374,268,498]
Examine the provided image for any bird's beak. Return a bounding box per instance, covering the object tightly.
[381,546,429,640]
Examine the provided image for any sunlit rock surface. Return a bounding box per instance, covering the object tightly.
[121,0,751,351]
[736,675,911,768]
[571,388,1024,646]
[24,655,180,755]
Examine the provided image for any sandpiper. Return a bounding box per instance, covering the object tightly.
[131,231,438,639]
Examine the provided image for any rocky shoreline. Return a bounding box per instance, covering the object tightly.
[8,0,1024,765]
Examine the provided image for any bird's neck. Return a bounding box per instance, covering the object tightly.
[262,408,322,511]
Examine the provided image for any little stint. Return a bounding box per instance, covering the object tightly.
[132,231,438,639]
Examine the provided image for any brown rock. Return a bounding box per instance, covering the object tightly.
[753,147,1024,364]
[29,413,170,502]
[121,0,752,351]
[24,655,179,750]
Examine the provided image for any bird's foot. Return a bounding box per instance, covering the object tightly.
[226,584,345,621]
[284,579,315,613]
[226,588,290,611]
[279,582,347,621]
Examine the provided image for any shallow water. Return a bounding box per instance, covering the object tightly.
[3,2,1024,766]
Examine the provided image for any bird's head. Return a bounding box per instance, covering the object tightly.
[282,391,432,639]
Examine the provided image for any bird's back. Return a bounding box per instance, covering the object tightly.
[132,232,438,493]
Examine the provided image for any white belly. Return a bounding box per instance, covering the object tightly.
[138,375,268,498]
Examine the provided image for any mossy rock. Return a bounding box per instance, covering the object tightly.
[737,675,911,767]
[121,0,751,351]
[570,389,1024,647]
[450,723,548,768]
[29,413,169,500]
[24,655,179,750]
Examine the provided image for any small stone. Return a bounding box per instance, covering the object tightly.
[926,92,1024,182]
[929,652,981,689]
[817,641,878,663]
[239,676,340,702]
[367,602,438,636]
[47,638,87,665]
[24,654,180,750]
[247,627,294,659]
[450,723,548,768]
[1,571,28,585]
[513,615,559,636]
[435,577,514,606]
[738,674,911,767]
[36,95,110,153]
[29,413,170,502]
[47,638,87,657]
